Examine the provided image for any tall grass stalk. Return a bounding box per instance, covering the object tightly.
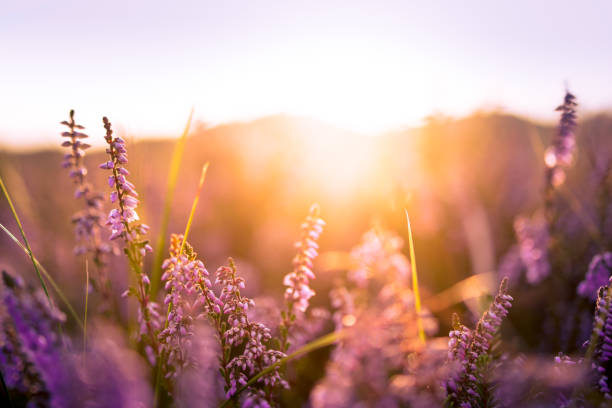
[0,175,50,301]
[150,109,194,298]
[180,162,209,255]
[0,222,84,330]
[405,209,426,343]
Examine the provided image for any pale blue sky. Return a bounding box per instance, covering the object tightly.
[1,0,611,147]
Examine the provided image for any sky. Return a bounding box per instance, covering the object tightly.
[1,0,611,148]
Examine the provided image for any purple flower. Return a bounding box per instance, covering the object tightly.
[444,277,513,407]
[158,234,214,382]
[280,204,325,351]
[283,204,325,313]
[100,117,150,249]
[545,91,578,188]
[589,286,612,399]
[0,270,74,407]
[212,259,288,405]
[100,116,157,361]
[60,110,113,298]
[578,253,612,301]
[514,213,550,284]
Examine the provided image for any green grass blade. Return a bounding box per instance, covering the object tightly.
[0,222,84,330]
[150,108,194,298]
[83,258,89,354]
[180,162,209,255]
[405,209,426,343]
[0,175,50,302]
[219,330,345,407]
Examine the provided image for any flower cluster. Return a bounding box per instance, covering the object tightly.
[444,277,513,407]
[100,117,150,249]
[60,110,112,293]
[280,204,325,351]
[0,270,71,408]
[545,91,578,188]
[214,259,288,405]
[589,285,612,399]
[159,234,213,381]
[312,228,430,407]
[578,252,612,301]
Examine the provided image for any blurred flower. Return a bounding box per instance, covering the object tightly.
[174,324,223,407]
[545,91,578,188]
[0,270,74,408]
[78,321,153,407]
[60,110,112,298]
[312,228,431,407]
[514,213,550,284]
[280,203,325,351]
[578,253,612,301]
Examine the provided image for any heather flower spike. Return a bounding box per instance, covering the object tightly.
[100,116,158,360]
[280,203,325,351]
[0,270,71,407]
[445,277,513,407]
[60,110,112,298]
[545,90,578,188]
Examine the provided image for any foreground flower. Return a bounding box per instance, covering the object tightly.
[578,253,612,301]
[214,259,288,405]
[0,270,72,408]
[159,234,213,383]
[444,277,513,407]
[60,110,112,297]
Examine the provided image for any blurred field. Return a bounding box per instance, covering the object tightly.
[2,111,612,346]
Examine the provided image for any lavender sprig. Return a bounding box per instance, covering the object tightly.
[444,277,513,407]
[214,259,288,405]
[0,271,71,407]
[280,204,325,352]
[158,234,213,383]
[99,117,158,360]
[544,91,578,192]
[60,110,112,295]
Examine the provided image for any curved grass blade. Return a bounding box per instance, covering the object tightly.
[150,108,194,298]
[0,222,84,330]
[219,330,345,407]
[405,209,426,343]
[0,175,50,301]
[180,162,209,255]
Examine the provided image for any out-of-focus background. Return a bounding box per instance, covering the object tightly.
[2,1,612,354]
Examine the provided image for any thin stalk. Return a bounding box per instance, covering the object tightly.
[180,162,209,255]
[405,209,426,343]
[0,175,50,301]
[151,108,194,298]
[84,258,89,355]
[219,330,346,407]
[0,222,84,330]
